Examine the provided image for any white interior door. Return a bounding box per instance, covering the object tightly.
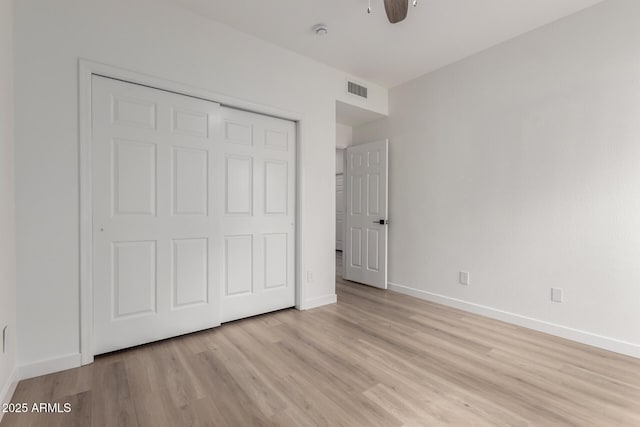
[336,174,345,251]
[91,76,296,354]
[344,140,389,289]
[218,107,296,323]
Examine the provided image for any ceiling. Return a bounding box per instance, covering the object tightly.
[169,0,606,88]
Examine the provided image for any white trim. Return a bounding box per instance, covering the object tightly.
[388,281,640,359]
[0,367,19,422]
[300,293,337,310]
[79,58,305,366]
[18,354,82,381]
[78,60,93,366]
[295,121,306,310]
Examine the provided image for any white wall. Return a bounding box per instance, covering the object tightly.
[14,0,387,370]
[336,123,353,149]
[0,0,17,410]
[336,123,352,174]
[336,124,351,174]
[355,0,640,357]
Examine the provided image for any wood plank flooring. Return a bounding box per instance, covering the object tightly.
[3,253,640,426]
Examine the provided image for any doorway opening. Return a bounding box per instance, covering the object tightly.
[335,100,386,282]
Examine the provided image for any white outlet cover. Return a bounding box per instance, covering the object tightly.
[551,288,563,303]
[459,272,470,285]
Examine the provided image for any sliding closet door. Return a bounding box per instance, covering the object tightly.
[92,76,296,354]
[92,76,222,354]
[218,107,296,323]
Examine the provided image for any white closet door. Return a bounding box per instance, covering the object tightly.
[218,107,296,323]
[92,76,222,354]
[92,76,297,354]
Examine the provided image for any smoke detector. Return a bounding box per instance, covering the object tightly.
[313,24,328,36]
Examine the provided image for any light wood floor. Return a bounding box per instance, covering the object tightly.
[3,254,640,426]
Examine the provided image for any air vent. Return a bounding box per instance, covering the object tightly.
[347,81,368,99]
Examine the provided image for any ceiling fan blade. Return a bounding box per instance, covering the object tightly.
[384,0,409,23]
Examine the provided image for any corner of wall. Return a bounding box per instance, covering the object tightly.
[17,353,82,382]
[337,74,389,117]
[389,281,640,359]
[0,0,17,411]
[301,294,338,311]
[336,122,353,149]
[0,367,18,422]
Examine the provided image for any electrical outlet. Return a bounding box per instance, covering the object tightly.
[307,271,313,283]
[459,271,470,286]
[551,288,563,303]
[2,325,6,354]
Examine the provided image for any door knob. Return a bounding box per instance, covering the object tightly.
[372,219,389,225]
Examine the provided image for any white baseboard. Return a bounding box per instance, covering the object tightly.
[18,353,82,381]
[301,294,337,310]
[388,282,640,359]
[0,367,19,423]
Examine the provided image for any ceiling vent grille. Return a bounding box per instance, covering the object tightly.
[347,81,368,99]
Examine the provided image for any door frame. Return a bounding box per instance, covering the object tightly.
[78,58,305,365]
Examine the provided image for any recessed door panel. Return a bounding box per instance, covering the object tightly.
[369,150,381,166]
[351,175,363,215]
[368,173,380,216]
[172,109,209,138]
[350,228,362,268]
[225,121,253,145]
[172,238,208,308]
[113,139,156,216]
[225,235,253,296]
[264,234,287,289]
[112,96,157,129]
[172,148,208,216]
[367,229,380,271]
[226,155,253,215]
[265,129,288,151]
[265,160,288,215]
[112,241,157,319]
[351,152,364,169]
